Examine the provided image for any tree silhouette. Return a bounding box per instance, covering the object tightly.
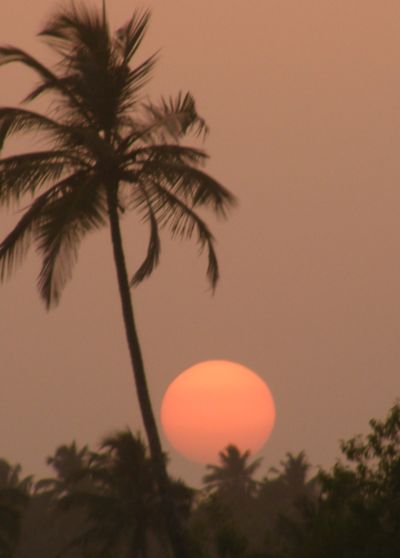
[265,451,317,511]
[50,430,194,558]
[203,445,262,500]
[275,403,400,558]
[270,452,310,491]
[191,446,262,557]
[36,441,92,498]
[0,3,234,556]
[0,460,32,558]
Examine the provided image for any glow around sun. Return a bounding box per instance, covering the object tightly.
[160,360,276,464]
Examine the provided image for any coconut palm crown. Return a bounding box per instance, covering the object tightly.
[203,445,262,499]
[0,3,234,305]
[0,3,235,558]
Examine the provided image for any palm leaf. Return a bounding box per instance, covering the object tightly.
[0,151,76,205]
[142,179,219,289]
[115,10,151,64]
[131,205,160,286]
[39,3,122,131]
[0,46,91,124]
[120,92,207,152]
[39,2,110,58]
[139,160,236,215]
[0,107,95,156]
[124,144,207,165]
[35,172,106,307]
[0,114,14,151]
[0,107,66,139]
[117,54,158,111]
[142,92,208,140]
[0,185,60,280]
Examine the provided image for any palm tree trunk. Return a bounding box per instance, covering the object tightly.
[106,184,188,558]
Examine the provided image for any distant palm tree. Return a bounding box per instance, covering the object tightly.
[35,441,93,498]
[270,451,311,496]
[0,3,234,556]
[0,460,32,558]
[203,445,262,500]
[58,430,194,558]
[257,450,318,548]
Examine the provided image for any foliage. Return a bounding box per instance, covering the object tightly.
[35,441,93,498]
[0,460,32,558]
[203,445,262,500]
[193,447,316,557]
[38,430,194,558]
[278,402,400,558]
[0,2,235,307]
[7,403,400,557]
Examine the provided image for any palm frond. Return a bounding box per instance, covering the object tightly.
[0,107,95,165]
[142,92,208,140]
[0,185,60,281]
[131,204,160,286]
[0,107,96,158]
[0,46,57,81]
[0,46,91,124]
[115,10,151,64]
[0,114,14,151]
[140,160,236,215]
[117,53,157,111]
[35,172,107,307]
[0,151,77,205]
[0,107,64,137]
[39,3,129,133]
[39,2,110,57]
[138,178,219,289]
[124,144,207,166]
[113,11,157,115]
[121,92,208,150]
[0,107,91,159]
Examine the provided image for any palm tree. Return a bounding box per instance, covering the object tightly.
[54,430,195,558]
[203,445,262,500]
[35,441,93,497]
[195,447,261,557]
[20,443,96,558]
[0,3,235,557]
[0,460,32,558]
[269,451,312,497]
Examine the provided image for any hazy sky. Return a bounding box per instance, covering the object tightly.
[1,0,400,486]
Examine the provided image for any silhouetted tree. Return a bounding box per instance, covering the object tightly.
[203,445,262,501]
[269,452,310,493]
[0,460,31,558]
[53,430,194,558]
[237,451,316,556]
[15,443,91,558]
[36,441,92,498]
[277,402,400,558]
[190,446,262,557]
[0,3,234,556]
[261,451,317,516]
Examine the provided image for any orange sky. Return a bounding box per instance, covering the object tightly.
[1,0,400,486]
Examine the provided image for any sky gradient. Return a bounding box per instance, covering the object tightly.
[1,0,400,486]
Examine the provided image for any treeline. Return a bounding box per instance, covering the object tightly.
[1,401,400,558]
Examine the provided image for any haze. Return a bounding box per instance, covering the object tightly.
[1,0,400,486]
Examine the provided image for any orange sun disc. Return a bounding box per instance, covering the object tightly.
[160,360,276,464]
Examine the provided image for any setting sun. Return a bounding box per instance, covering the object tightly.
[161,360,276,463]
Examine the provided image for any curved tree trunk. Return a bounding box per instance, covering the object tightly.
[106,184,188,558]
